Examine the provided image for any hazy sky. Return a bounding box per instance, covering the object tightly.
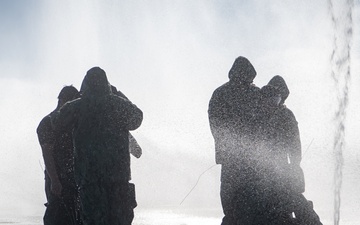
[0,0,359,223]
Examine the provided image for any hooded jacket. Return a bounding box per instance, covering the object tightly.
[208,57,261,165]
[265,75,304,193]
[56,67,143,185]
[268,75,290,105]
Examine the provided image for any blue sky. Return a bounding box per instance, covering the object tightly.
[0,0,359,223]
[0,1,42,74]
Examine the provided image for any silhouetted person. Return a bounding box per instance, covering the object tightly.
[56,67,143,225]
[37,86,81,225]
[267,76,303,193]
[208,56,261,225]
[237,83,321,225]
[250,84,295,224]
[266,76,322,225]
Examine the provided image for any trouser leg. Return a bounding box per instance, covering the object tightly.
[79,181,136,225]
[220,177,237,225]
[107,181,136,225]
[79,182,109,225]
[44,172,63,225]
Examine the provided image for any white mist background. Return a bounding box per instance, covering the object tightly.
[0,0,360,224]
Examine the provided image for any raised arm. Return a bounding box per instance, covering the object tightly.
[115,96,143,131]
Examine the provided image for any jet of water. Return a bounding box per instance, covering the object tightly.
[328,0,354,224]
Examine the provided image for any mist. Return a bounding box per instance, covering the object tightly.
[0,0,360,224]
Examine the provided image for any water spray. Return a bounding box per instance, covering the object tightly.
[328,0,354,224]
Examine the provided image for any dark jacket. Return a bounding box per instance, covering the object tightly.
[209,82,261,165]
[51,110,77,185]
[37,108,77,185]
[37,111,57,147]
[208,57,260,165]
[57,94,142,186]
[57,70,143,186]
[256,77,303,193]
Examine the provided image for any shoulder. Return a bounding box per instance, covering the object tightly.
[249,84,261,92]
[245,84,261,99]
[60,98,81,112]
[37,112,57,144]
[66,98,82,106]
[37,116,50,135]
[210,82,231,99]
[283,106,296,118]
[37,113,53,134]
[110,93,127,101]
[277,106,298,124]
[108,94,141,113]
[108,94,132,106]
[215,82,231,93]
[56,98,82,125]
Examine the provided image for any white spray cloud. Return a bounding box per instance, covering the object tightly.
[0,0,359,223]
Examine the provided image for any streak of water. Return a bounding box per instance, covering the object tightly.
[328,0,354,224]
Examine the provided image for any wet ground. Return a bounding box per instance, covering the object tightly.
[0,208,356,225]
[0,207,222,225]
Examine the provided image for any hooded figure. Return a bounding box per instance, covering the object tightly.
[231,84,294,225]
[253,79,302,200]
[209,56,260,164]
[239,79,321,225]
[208,56,261,225]
[268,75,290,105]
[263,76,323,225]
[267,75,301,174]
[56,67,143,225]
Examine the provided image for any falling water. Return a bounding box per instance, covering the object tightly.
[328,0,354,224]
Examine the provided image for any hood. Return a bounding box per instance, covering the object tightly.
[267,75,289,105]
[80,67,111,96]
[58,85,79,102]
[228,56,257,84]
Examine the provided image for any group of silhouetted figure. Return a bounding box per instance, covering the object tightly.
[209,57,323,225]
[37,67,142,225]
[37,57,323,225]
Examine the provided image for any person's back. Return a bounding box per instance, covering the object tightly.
[56,67,143,225]
[209,57,261,165]
[51,104,82,225]
[208,56,261,225]
[37,86,81,225]
[72,93,141,183]
[37,110,57,200]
